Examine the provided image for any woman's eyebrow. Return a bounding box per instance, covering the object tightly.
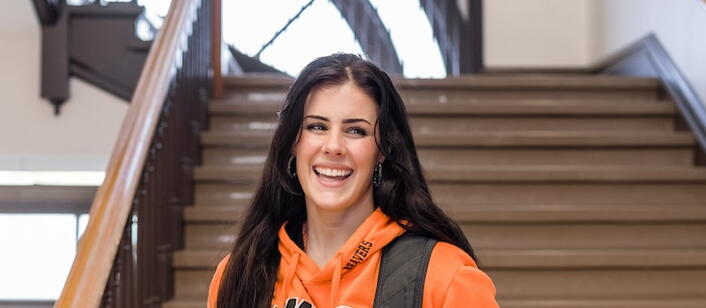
[304,115,371,125]
[304,115,329,122]
[342,118,372,125]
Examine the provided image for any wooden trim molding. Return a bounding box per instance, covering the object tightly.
[0,301,53,308]
[53,1,200,307]
[0,185,94,214]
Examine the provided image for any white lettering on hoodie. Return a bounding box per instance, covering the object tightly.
[273,297,352,308]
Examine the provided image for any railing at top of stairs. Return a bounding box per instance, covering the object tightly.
[32,0,156,115]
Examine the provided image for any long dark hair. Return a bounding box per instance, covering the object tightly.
[217,53,476,308]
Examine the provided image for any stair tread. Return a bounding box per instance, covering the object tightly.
[424,165,706,181]
[184,203,706,223]
[210,99,677,115]
[394,75,660,89]
[172,248,706,269]
[224,75,660,89]
[193,165,706,183]
[204,148,696,167]
[201,130,696,147]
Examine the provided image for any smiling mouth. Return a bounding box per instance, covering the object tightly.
[313,166,353,181]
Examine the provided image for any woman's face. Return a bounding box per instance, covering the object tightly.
[293,81,382,214]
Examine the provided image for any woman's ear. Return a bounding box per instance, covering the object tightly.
[291,131,302,155]
[377,152,385,163]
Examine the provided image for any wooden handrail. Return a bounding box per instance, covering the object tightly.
[54,1,200,307]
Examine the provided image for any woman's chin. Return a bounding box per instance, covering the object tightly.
[307,196,352,212]
[305,192,372,214]
[302,177,375,213]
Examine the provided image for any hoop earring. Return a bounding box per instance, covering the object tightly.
[287,155,297,177]
[373,161,382,187]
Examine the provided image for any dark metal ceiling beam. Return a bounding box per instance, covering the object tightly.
[330,0,403,75]
[420,0,483,75]
[32,0,61,25]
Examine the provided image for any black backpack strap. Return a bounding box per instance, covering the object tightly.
[372,233,437,308]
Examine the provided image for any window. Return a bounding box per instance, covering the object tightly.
[0,214,89,301]
[223,0,446,78]
[0,186,93,304]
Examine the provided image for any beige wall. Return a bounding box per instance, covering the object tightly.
[483,0,596,68]
[0,1,128,172]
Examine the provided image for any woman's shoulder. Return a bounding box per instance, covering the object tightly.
[425,241,478,287]
[423,242,499,308]
[211,254,231,283]
[215,254,231,271]
[429,241,478,268]
[207,254,231,308]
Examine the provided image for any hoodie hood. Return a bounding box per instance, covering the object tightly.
[274,208,405,308]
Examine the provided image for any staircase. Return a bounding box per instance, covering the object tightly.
[165,74,706,308]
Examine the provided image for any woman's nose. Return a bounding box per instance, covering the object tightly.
[322,132,345,156]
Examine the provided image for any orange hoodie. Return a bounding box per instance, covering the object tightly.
[208,209,499,308]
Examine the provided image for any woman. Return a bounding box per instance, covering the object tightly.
[208,53,498,308]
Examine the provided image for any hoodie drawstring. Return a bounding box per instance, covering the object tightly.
[277,252,300,307]
[330,253,343,308]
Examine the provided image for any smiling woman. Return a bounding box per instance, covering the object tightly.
[295,81,383,267]
[208,53,499,308]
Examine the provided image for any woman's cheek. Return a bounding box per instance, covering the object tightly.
[354,138,379,161]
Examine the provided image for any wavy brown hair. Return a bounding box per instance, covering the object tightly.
[217,53,476,308]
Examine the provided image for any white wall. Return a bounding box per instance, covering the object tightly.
[0,1,128,172]
[592,0,706,103]
[483,0,596,68]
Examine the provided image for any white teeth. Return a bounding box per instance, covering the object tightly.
[315,167,352,177]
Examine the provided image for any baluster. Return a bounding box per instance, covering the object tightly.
[101,1,211,306]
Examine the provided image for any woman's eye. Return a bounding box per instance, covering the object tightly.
[348,127,368,136]
[306,123,326,131]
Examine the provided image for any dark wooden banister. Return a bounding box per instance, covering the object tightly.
[54,0,207,307]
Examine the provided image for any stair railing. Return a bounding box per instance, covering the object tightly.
[53,0,212,307]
